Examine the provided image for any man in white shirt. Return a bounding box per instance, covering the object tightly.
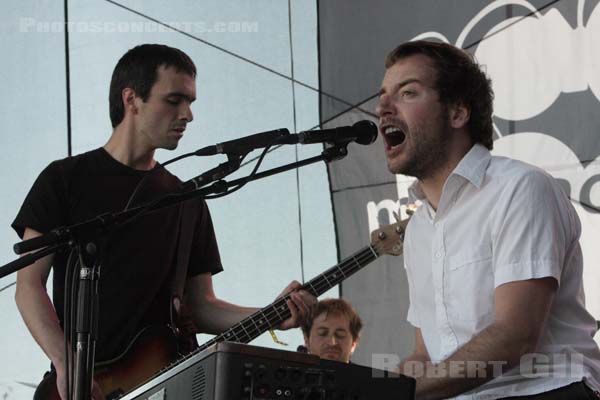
[376,40,600,399]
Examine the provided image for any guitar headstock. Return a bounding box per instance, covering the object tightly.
[370,218,410,256]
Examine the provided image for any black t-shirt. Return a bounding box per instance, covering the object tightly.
[12,148,223,361]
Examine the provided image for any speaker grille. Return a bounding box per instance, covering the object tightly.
[191,365,206,400]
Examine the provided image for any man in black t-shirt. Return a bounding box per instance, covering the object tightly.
[13,44,313,400]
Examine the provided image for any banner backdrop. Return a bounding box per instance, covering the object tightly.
[319,0,600,367]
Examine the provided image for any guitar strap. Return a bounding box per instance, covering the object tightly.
[170,198,200,355]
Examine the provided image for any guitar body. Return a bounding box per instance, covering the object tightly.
[34,325,178,400]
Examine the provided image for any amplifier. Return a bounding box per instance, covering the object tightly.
[120,342,414,400]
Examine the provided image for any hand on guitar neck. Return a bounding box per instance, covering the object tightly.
[275,280,317,330]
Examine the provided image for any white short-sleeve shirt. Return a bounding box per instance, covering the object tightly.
[404,144,600,398]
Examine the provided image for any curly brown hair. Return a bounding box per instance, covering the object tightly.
[385,40,494,150]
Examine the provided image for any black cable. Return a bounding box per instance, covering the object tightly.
[103,0,380,180]
[203,146,271,200]
[102,0,377,120]
[332,180,397,193]
[123,166,161,211]
[119,150,255,228]
[317,0,342,300]
[123,151,198,211]
[63,0,72,156]
[287,0,305,284]
[572,198,600,213]
[238,92,380,170]
[462,0,563,50]
[104,0,568,179]
[0,281,16,293]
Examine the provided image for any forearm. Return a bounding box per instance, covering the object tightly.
[185,275,311,335]
[400,351,431,378]
[15,279,67,371]
[415,322,534,400]
[192,297,258,334]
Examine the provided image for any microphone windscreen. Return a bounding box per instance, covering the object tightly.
[353,120,378,145]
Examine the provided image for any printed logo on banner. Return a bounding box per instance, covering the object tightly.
[369,0,600,222]
[474,0,600,220]
[366,0,600,318]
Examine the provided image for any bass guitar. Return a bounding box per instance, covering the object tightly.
[36,219,408,399]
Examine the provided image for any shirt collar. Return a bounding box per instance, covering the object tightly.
[452,144,491,189]
[408,144,491,201]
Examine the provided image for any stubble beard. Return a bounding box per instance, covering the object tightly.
[390,111,452,180]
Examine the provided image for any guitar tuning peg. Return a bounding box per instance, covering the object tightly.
[406,203,418,216]
[395,228,405,241]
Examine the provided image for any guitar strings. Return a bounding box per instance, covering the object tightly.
[212,245,380,344]
[135,243,388,385]
[224,248,377,342]
[187,247,378,355]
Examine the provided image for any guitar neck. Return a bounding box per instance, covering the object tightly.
[197,244,380,352]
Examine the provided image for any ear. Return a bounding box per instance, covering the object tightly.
[448,102,470,129]
[303,334,310,348]
[350,339,358,355]
[122,87,139,115]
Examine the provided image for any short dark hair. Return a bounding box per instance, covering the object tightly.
[109,44,197,128]
[301,298,363,341]
[385,40,494,150]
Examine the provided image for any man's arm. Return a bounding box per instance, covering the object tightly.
[15,228,64,367]
[400,328,431,377]
[412,277,557,400]
[183,273,313,334]
[15,228,108,400]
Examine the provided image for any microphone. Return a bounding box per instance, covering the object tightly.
[192,120,377,157]
[295,120,377,146]
[194,128,291,156]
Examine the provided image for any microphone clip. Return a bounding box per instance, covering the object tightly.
[322,142,349,162]
[180,153,243,192]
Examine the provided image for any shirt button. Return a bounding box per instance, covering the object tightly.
[434,251,442,259]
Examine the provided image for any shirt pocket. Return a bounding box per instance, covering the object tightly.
[446,244,495,325]
[448,244,492,271]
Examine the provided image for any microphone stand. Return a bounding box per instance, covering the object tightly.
[1,223,104,400]
[211,143,349,190]
[73,241,101,400]
[0,142,350,400]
